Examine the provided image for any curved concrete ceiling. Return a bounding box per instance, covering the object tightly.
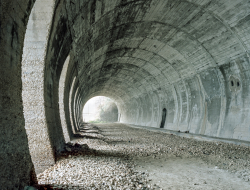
[15,0,250,174]
[69,0,248,100]
[2,0,250,188]
[57,0,250,142]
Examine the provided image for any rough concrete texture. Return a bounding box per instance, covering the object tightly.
[0,0,37,189]
[62,52,78,138]
[43,0,71,158]
[59,55,71,143]
[65,0,250,142]
[1,0,250,188]
[22,0,56,174]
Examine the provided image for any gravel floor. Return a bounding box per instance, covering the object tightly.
[35,123,250,190]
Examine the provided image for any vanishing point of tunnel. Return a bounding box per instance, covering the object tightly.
[1,0,250,189]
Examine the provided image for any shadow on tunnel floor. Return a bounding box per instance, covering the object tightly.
[72,133,101,140]
[56,141,129,163]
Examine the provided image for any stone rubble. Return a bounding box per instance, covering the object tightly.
[34,123,250,190]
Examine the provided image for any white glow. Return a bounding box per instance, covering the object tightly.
[82,96,112,122]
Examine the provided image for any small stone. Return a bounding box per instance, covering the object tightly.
[66,147,72,151]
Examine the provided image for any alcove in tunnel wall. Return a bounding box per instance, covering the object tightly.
[2,1,250,188]
[71,81,80,131]
[73,87,80,129]
[43,0,72,156]
[69,77,78,134]
[59,55,71,142]
[63,53,78,139]
[66,0,250,142]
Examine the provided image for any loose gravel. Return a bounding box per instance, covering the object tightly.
[34,123,250,190]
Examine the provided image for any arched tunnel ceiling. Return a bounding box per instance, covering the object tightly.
[3,0,250,187]
[65,0,250,104]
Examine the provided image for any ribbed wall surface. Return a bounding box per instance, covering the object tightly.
[63,0,250,141]
[1,0,250,188]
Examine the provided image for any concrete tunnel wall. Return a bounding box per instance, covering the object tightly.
[27,0,250,147]
[1,0,250,188]
[68,0,250,142]
[0,0,37,188]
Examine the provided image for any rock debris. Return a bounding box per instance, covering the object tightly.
[32,123,250,190]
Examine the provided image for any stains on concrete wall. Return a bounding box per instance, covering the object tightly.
[44,0,72,157]
[0,0,36,188]
[2,0,250,188]
[67,0,250,143]
[219,57,250,141]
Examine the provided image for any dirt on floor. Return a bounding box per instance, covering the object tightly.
[34,123,250,190]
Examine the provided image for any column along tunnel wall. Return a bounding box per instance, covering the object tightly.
[66,0,250,142]
[1,0,250,188]
[0,0,37,188]
[22,0,57,174]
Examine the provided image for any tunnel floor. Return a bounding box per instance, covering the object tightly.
[36,123,250,190]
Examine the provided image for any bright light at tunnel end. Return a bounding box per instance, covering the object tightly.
[82,96,119,123]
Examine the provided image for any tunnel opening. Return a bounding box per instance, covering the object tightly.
[82,96,118,123]
[2,0,250,189]
[160,108,167,128]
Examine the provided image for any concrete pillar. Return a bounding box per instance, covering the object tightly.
[22,0,56,174]
[0,0,37,188]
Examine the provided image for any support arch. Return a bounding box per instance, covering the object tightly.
[22,0,57,174]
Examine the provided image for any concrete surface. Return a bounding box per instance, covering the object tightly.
[0,0,37,189]
[1,0,250,188]
[22,0,56,175]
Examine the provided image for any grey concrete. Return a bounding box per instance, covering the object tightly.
[22,0,56,174]
[63,52,78,138]
[127,123,250,148]
[0,0,37,189]
[72,0,250,142]
[59,55,71,142]
[1,0,250,188]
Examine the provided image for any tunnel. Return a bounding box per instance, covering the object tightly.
[1,0,250,189]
